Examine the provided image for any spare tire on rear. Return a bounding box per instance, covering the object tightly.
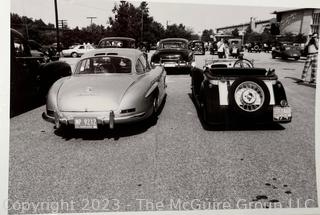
[228,77,270,117]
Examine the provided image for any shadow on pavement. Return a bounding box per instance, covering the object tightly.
[285,77,316,88]
[165,68,191,75]
[54,95,167,141]
[188,93,285,131]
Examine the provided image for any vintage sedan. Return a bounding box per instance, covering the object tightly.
[271,42,301,60]
[188,40,205,55]
[43,48,166,130]
[61,44,95,58]
[191,61,292,125]
[151,38,195,69]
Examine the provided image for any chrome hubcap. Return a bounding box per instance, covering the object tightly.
[234,81,265,112]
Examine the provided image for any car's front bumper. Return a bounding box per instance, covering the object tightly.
[42,109,153,129]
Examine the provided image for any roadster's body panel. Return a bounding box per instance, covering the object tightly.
[191,65,292,125]
[151,38,195,69]
[44,48,166,129]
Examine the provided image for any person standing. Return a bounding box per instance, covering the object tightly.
[217,38,225,59]
[298,33,318,84]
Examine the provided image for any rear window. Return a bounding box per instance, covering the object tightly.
[75,56,132,74]
[98,39,135,48]
[160,41,187,49]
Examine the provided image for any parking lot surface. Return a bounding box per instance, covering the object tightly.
[9,51,317,213]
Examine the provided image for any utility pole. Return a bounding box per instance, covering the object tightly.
[141,10,144,43]
[54,0,60,53]
[166,20,170,29]
[87,17,97,32]
[59,19,68,30]
[87,17,97,26]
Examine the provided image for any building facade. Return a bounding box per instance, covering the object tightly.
[216,18,275,35]
[273,8,320,35]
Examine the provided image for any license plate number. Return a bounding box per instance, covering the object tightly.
[74,117,97,129]
[163,63,176,67]
[273,106,292,121]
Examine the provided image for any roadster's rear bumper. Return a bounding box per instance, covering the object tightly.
[42,108,153,129]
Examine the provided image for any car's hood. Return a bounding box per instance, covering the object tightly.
[57,74,135,112]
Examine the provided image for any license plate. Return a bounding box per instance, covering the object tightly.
[273,106,292,121]
[74,117,98,129]
[163,63,176,67]
[293,54,297,56]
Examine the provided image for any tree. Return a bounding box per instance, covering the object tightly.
[201,29,214,42]
[231,28,239,37]
[270,22,280,35]
[164,23,194,39]
[108,1,165,44]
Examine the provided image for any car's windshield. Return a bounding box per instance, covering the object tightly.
[160,41,187,49]
[75,56,132,74]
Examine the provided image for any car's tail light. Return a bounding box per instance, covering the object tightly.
[121,108,136,114]
[280,100,288,107]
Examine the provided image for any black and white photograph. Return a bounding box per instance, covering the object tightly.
[3,0,320,214]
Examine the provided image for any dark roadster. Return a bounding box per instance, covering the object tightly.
[191,62,292,125]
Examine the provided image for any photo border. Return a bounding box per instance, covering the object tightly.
[2,0,320,215]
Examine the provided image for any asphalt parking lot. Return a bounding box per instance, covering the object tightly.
[8,51,317,213]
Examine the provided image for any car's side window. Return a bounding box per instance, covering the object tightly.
[79,59,90,73]
[136,59,145,74]
[13,37,26,57]
[79,46,84,49]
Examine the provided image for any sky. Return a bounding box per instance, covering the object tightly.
[9,0,304,33]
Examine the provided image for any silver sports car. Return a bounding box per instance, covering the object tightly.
[43,48,166,129]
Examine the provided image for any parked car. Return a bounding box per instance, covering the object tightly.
[188,40,205,55]
[11,29,71,117]
[28,40,60,61]
[151,38,195,70]
[61,44,95,58]
[271,42,301,60]
[247,42,262,53]
[190,59,292,125]
[97,37,136,49]
[228,38,243,58]
[43,48,166,130]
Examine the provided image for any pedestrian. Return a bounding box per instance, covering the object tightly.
[217,38,225,59]
[298,33,318,84]
[224,39,229,58]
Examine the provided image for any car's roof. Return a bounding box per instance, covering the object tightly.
[159,38,189,43]
[99,37,136,41]
[81,48,143,62]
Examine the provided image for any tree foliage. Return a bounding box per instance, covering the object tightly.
[11,1,200,47]
[201,29,214,42]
